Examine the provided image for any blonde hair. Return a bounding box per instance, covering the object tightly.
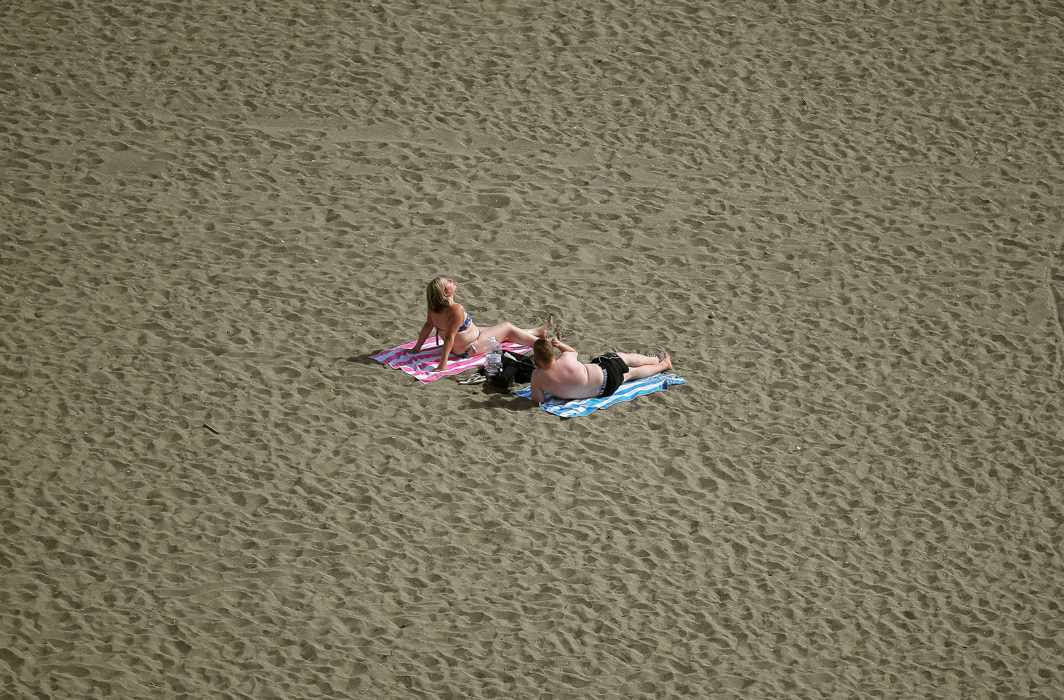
[533,337,556,367]
[426,276,451,312]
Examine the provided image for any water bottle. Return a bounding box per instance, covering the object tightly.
[485,336,502,376]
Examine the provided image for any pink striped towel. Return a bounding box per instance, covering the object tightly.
[371,336,531,383]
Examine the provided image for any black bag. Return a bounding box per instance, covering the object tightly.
[488,351,535,389]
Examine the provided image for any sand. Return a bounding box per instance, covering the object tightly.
[2,0,1062,697]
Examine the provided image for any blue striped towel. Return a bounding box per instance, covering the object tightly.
[513,373,686,418]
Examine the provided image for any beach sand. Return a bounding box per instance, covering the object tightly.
[2,0,1062,697]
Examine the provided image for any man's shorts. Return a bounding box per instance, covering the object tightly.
[589,352,629,397]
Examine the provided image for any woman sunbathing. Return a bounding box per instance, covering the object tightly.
[410,276,548,372]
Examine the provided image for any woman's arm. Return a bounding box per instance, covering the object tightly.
[434,306,463,371]
[411,316,434,353]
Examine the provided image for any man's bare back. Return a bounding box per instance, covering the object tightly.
[529,338,672,405]
[530,349,605,403]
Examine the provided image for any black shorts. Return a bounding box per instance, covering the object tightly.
[590,352,629,397]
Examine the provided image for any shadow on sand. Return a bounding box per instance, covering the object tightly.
[343,352,381,366]
[461,382,536,412]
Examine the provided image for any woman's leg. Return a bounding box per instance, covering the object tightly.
[477,321,548,347]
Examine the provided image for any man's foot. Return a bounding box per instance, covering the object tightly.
[548,313,576,340]
[657,351,673,371]
[535,313,555,339]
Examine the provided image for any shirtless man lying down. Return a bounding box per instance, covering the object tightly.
[529,337,672,405]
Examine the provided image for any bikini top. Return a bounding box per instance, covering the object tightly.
[435,312,474,343]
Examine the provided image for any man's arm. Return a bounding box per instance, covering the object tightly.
[530,370,546,405]
[551,338,576,355]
